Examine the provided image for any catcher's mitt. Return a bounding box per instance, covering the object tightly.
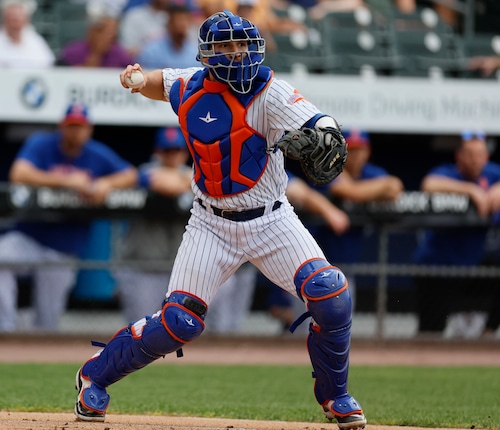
[277,127,348,185]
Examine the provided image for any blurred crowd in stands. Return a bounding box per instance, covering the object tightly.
[0,0,500,340]
[1,0,499,77]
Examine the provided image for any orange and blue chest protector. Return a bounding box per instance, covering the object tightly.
[170,67,272,198]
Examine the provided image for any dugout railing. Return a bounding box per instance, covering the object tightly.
[0,184,499,340]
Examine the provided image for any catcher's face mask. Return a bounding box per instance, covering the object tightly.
[197,10,265,94]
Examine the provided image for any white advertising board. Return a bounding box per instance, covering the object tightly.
[0,68,499,134]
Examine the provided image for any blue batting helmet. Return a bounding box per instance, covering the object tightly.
[196,9,265,94]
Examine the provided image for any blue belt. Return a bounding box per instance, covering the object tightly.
[196,199,282,222]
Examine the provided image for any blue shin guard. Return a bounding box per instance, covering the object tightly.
[76,291,207,420]
[295,259,363,419]
[82,291,207,388]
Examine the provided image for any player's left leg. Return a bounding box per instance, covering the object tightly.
[0,231,57,332]
[33,265,74,330]
[114,269,170,323]
[205,263,257,334]
[0,270,17,332]
[74,291,207,422]
[294,258,366,430]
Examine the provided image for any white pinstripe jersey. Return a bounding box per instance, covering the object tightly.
[160,67,330,302]
[162,67,323,211]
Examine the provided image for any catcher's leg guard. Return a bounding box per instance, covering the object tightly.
[295,259,365,429]
[75,291,207,422]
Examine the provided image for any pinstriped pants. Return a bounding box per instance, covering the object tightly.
[166,200,326,306]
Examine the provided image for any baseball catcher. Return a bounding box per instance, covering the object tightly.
[74,9,366,430]
[278,120,348,186]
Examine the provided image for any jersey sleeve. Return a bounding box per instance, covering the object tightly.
[265,78,322,133]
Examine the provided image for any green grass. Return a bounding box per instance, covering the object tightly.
[0,363,499,429]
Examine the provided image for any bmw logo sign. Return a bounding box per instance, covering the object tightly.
[9,185,33,209]
[21,78,48,109]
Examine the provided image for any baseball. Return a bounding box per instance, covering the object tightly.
[125,70,144,89]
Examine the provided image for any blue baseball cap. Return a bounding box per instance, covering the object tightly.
[155,127,187,151]
[62,102,91,125]
[343,129,370,148]
[461,129,486,141]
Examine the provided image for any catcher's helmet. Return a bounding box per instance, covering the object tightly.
[197,10,265,94]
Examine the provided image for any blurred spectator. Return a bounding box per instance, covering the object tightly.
[136,4,199,70]
[0,102,137,332]
[314,130,404,311]
[412,130,500,337]
[468,56,500,78]
[198,0,307,52]
[0,0,55,68]
[119,0,170,58]
[58,5,134,67]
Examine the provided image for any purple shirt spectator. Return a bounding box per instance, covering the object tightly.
[59,14,134,68]
[60,40,134,68]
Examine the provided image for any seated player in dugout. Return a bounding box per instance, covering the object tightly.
[74,10,366,430]
[412,129,500,335]
[0,103,137,333]
[309,129,404,311]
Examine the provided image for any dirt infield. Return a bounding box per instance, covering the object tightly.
[1,334,499,366]
[0,411,472,430]
[1,335,497,430]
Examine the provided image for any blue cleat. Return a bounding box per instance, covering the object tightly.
[74,367,109,422]
[322,394,367,430]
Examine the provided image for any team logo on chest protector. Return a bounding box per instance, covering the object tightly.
[175,71,270,197]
